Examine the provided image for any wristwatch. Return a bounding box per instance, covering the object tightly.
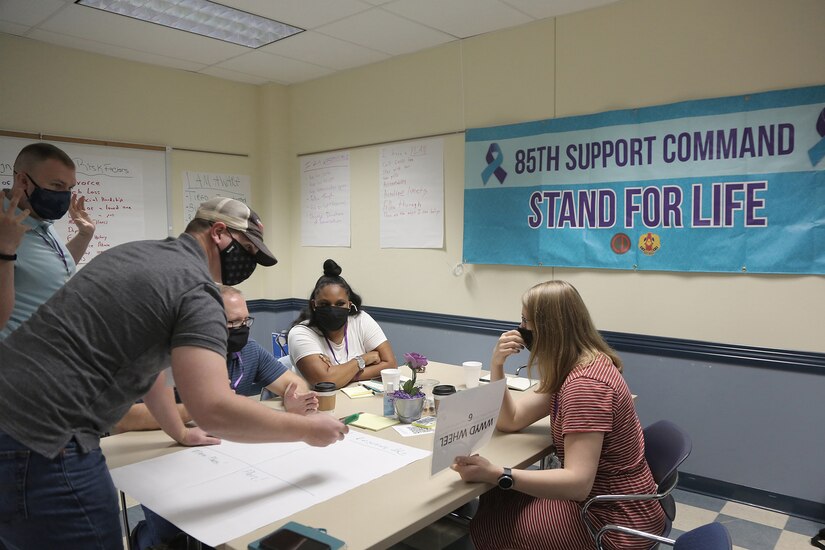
[497,467,514,490]
[355,355,366,371]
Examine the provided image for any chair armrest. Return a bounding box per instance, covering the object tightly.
[596,524,675,550]
[581,493,666,536]
[581,471,680,538]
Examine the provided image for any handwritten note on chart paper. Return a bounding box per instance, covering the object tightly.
[109,432,429,547]
[301,152,350,246]
[53,154,145,264]
[431,379,506,475]
[182,171,250,226]
[380,138,444,248]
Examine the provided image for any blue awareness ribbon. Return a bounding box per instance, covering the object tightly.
[808,107,825,166]
[481,143,507,184]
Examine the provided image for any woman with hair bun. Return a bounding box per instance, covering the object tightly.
[288,259,397,387]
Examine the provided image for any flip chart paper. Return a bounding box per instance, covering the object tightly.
[110,432,429,546]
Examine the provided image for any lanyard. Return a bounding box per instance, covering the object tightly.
[324,324,349,364]
[36,228,70,276]
[231,352,244,390]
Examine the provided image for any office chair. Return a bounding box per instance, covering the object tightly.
[581,420,692,549]
[596,521,732,550]
[272,330,288,357]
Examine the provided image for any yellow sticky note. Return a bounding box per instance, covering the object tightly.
[350,413,400,431]
[341,386,375,399]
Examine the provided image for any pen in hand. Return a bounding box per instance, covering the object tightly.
[340,412,362,425]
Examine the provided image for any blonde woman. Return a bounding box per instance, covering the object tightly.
[452,281,664,550]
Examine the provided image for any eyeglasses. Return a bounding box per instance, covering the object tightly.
[227,317,255,329]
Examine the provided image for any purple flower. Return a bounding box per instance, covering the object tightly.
[404,352,428,371]
[391,389,425,399]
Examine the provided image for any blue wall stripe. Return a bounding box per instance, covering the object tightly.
[679,473,825,522]
[248,299,825,375]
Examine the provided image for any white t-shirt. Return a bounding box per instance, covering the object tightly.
[288,310,388,367]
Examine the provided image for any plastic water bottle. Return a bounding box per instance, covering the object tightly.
[383,381,396,417]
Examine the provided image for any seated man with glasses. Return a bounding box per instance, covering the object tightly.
[222,286,317,407]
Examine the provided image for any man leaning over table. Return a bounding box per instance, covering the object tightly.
[114,284,319,433]
[130,284,320,549]
[0,142,95,336]
[0,196,347,550]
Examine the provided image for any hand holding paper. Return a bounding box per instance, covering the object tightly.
[451,454,498,484]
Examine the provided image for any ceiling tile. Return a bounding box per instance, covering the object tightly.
[385,0,532,38]
[40,3,249,66]
[214,50,333,84]
[317,9,455,56]
[0,0,618,86]
[0,0,67,27]
[219,0,372,29]
[260,31,389,71]
[198,66,270,85]
[0,21,30,36]
[502,0,620,19]
[27,29,208,72]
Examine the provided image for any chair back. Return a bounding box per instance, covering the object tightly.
[272,331,288,358]
[643,420,692,521]
[674,522,732,550]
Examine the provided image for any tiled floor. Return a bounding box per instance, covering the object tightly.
[384,489,825,550]
[121,488,824,549]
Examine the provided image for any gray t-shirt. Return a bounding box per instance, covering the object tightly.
[0,233,227,459]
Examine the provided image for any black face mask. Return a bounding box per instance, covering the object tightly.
[517,326,533,351]
[314,305,349,332]
[219,237,257,285]
[24,173,71,220]
[226,326,250,354]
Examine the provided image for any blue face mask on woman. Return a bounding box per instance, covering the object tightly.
[24,172,71,220]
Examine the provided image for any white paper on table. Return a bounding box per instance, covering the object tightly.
[393,424,434,437]
[430,379,507,475]
[109,432,429,546]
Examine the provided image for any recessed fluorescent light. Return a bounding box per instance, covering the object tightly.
[75,0,304,49]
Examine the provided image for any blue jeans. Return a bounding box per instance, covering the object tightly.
[0,432,122,550]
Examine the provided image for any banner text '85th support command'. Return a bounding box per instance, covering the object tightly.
[463,85,825,274]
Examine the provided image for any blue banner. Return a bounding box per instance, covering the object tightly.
[463,85,825,274]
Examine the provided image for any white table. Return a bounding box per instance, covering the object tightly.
[102,362,552,550]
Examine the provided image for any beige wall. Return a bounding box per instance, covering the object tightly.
[0,32,288,298]
[2,0,824,352]
[286,0,825,353]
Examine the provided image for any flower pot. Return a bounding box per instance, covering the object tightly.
[394,396,425,423]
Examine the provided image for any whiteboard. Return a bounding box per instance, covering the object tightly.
[0,135,169,264]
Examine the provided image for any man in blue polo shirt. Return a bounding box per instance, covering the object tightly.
[0,142,95,337]
[222,285,317,407]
